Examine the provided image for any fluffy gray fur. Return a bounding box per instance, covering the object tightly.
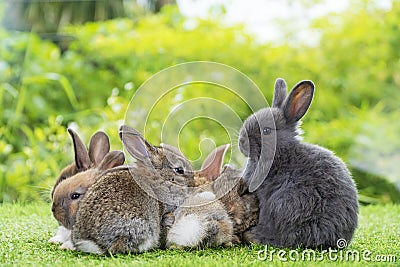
[238,78,358,249]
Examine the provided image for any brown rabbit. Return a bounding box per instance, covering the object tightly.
[49,129,125,249]
[194,144,259,241]
[70,125,194,254]
[166,145,259,248]
[50,128,111,199]
[166,190,234,248]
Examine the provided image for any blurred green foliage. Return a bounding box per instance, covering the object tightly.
[1,2,399,203]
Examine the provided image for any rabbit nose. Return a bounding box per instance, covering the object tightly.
[51,204,55,213]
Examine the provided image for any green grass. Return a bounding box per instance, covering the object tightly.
[0,203,399,266]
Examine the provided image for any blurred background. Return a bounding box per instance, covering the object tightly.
[0,0,399,204]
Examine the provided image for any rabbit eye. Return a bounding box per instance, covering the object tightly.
[70,193,81,200]
[174,167,185,174]
[263,127,272,135]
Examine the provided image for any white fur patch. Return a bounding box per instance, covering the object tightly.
[167,214,204,248]
[48,226,71,244]
[74,239,104,254]
[138,237,157,252]
[196,191,216,201]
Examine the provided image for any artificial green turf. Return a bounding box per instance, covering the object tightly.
[0,202,399,266]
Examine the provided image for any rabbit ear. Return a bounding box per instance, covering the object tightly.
[200,144,229,181]
[273,78,287,108]
[68,128,90,170]
[88,131,110,166]
[283,80,314,123]
[97,151,125,172]
[119,125,153,164]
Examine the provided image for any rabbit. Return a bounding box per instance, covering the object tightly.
[166,190,234,248]
[50,128,111,200]
[49,129,125,249]
[48,128,110,246]
[71,125,194,254]
[167,144,259,248]
[238,78,359,249]
[209,165,259,242]
[196,145,259,241]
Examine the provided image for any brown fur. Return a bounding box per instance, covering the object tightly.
[166,145,259,248]
[50,128,124,230]
[72,167,166,254]
[51,163,79,199]
[70,125,194,254]
[52,169,97,228]
[195,166,259,243]
[51,151,125,229]
[167,191,234,248]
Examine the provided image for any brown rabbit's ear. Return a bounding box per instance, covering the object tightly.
[273,78,287,108]
[88,131,110,166]
[68,128,90,171]
[97,151,125,172]
[119,125,154,164]
[200,144,230,181]
[283,80,314,123]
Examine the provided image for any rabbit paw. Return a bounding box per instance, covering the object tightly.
[59,240,75,250]
[48,226,71,244]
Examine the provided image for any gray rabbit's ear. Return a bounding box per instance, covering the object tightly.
[119,125,153,164]
[68,128,90,171]
[88,131,110,166]
[273,78,287,108]
[283,80,314,123]
[97,151,125,172]
[200,144,229,181]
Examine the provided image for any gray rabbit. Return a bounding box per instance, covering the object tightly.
[238,78,358,249]
[71,125,194,254]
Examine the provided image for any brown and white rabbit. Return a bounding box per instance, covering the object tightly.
[49,129,125,249]
[194,145,259,241]
[166,145,259,248]
[166,190,234,248]
[70,125,194,254]
[48,129,110,246]
[50,129,111,199]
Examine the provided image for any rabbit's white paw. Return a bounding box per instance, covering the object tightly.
[48,226,71,244]
[59,240,75,250]
[74,239,104,254]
